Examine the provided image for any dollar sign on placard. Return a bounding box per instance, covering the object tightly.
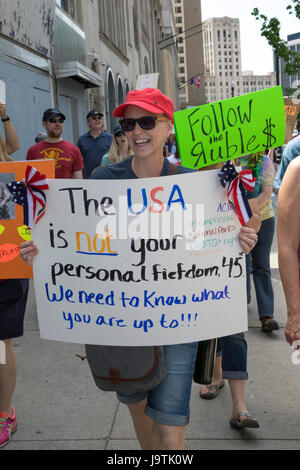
[263,118,276,149]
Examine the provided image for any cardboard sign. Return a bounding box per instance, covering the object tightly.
[0,160,55,278]
[136,73,159,90]
[32,171,248,346]
[284,97,300,144]
[174,86,286,169]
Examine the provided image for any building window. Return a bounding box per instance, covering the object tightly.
[58,0,82,25]
[99,0,127,55]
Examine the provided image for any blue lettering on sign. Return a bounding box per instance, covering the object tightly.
[61,311,127,330]
[217,202,233,213]
[192,285,231,302]
[143,290,187,308]
[95,315,127,327]
[46,284,75,303]
[45,284,115,305]
[133,319,154,332]
[62,311,91,330]
[127,184,187,215]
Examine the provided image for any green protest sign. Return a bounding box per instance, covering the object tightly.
[174,86,285,169]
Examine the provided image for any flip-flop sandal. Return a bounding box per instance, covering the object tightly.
[230,412,260,429]
[199,380,225,399]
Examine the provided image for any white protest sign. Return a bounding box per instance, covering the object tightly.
[0,80,6,104]
[32,170,247,346]
[136,73,159,90]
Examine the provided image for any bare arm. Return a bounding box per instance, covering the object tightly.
[0,102,20,155]
[254,155,275,210]
[255,184,273,210]
[278,156,300,348]
[72,169,83,179]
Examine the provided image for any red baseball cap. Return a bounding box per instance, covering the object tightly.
[113,88,174,123]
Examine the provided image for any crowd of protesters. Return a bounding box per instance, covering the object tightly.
[0,88,299,450]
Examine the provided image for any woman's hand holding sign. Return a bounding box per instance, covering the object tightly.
[237,226,258,255]
[19,240,39,266]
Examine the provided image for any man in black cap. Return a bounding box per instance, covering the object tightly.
[77,110,113,178]
[26,108,83,179]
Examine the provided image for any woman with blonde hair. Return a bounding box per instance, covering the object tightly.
[101,124,133,166]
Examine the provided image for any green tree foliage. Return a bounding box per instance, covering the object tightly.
[252,1,300,76]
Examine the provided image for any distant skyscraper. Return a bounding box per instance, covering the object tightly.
[203,16,275,102]
[174,0,206,108]
[276,32,300,95]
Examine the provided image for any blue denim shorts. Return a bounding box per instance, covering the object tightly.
[116,342,198,426]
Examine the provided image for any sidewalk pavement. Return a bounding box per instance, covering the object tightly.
[4,197,300,450]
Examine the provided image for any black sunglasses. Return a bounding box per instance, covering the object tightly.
[49,117,64,123]
[115,131,125,138]
[119,116,168,132]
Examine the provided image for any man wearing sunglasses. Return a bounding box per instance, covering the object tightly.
[77,110,112,179]
[89,88,258,450]
[26,108,83,179]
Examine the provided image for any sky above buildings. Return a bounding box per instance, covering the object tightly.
[201,0,300,75]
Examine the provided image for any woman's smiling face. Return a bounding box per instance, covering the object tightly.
[123,105,172,160]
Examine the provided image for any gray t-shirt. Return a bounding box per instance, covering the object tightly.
[91,156,194,180]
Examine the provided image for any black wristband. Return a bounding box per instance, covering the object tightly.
[1,116,10,122]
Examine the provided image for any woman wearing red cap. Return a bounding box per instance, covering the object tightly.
[20,88,257,450]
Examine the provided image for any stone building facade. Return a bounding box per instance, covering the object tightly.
[174,0,206,108]
[0,0,179,154]
[82,0,179,131]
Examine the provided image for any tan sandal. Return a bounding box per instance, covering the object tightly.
[230,412,260,429]
[199,380,225,399]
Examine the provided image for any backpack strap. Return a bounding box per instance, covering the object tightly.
[168,162,178,176]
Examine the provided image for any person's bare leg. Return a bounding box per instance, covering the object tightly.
[151,422,185,450]
[127,400,154,450]
[228,378,258,424]
[0,339,17,414]
[127,401,186,450]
